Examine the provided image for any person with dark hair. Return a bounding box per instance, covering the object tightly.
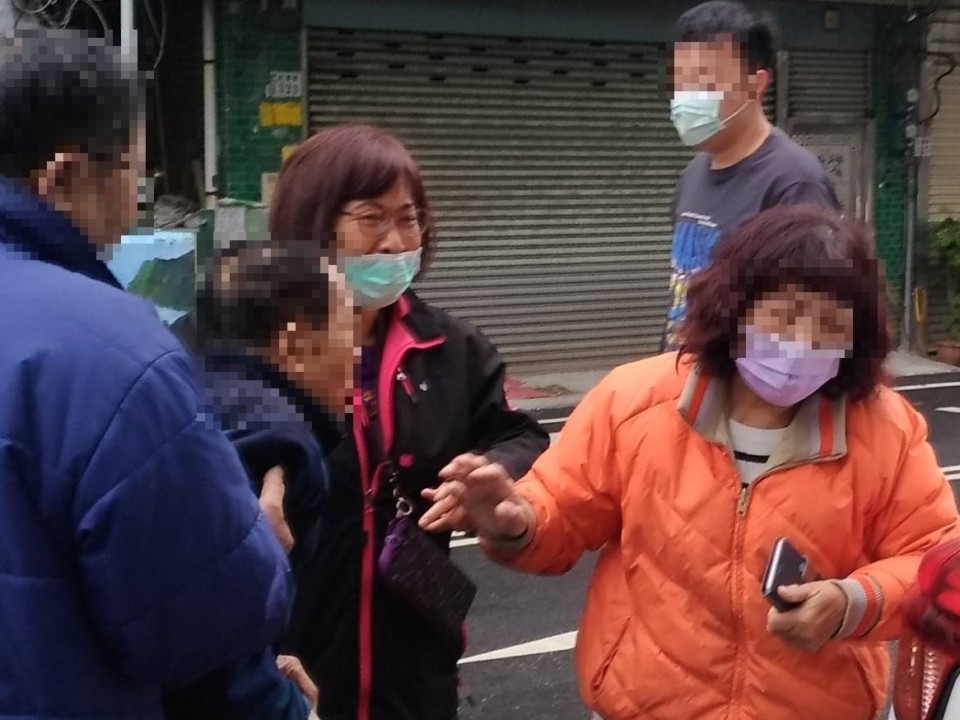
[197,239,354,570]
[163,240,356,720]
[662,0,840,351]
[0,28,293,719]
[263,124,550,720]
[424,204,960,720]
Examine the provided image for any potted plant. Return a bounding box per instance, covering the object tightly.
[930,217,960,365]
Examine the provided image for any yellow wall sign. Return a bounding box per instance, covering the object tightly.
[259,102,302,127]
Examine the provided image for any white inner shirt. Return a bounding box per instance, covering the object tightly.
[728,419,787,485]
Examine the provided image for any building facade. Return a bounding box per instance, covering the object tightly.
[922,2,960,347]
[195,0,917,374]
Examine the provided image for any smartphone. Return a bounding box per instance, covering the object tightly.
[761,537,813,612]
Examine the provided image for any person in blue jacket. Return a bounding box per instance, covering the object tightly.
[163,240,357,720]
[0,28,293,720]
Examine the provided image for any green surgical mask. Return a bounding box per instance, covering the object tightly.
[670,90,748,147]
[343,249,422,310]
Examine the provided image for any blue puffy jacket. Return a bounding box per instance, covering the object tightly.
[0,177,294,719]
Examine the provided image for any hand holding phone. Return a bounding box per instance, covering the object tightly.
[761,537,816,612]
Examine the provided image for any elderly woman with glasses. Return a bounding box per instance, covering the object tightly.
[261,124,550,720]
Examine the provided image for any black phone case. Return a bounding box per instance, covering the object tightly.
[762,538,809,612]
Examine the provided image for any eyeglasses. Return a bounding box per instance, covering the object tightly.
[341,208,428,241]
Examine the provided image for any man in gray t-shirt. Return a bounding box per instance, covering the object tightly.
[662,1,840,351]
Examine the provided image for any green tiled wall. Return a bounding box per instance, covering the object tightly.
[217,0,303,202]
[871,11,920,336]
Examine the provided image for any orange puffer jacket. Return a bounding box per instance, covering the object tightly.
[489,353,960,720]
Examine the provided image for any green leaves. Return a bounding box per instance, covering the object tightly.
[931,218,960,274]
[931,219,960,342]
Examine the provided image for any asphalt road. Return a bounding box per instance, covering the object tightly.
[454,374,960,720]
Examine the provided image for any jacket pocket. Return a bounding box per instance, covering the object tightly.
[846,644,884,720]
[589,616,633,718]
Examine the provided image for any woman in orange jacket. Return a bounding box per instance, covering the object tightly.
[421,204,960,720]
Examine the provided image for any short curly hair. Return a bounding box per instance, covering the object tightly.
[678,204,892,402]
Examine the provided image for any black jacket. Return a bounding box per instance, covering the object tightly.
[283,292,549,720]
[162,348,343,719]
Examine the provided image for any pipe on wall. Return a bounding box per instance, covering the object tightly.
[202,0,218,209]
[120,0,135,58]
[903,149,919,351]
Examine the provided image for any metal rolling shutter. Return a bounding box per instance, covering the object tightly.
[782,49,870,221]
[926,7,960,344]
[763,75,777,124]
[929,73,960,222]
[787,50,870,119]
[307,27,689,373]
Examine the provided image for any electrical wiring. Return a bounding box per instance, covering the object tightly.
[141,0,167,69]
[141,0,159,38]
[913,0,959,126]
[921,51,958,125]
[12,0,60,27]
[11,0,58,16]
[61,0,109,35]
[157,0,166,68]
[12,0,110,36]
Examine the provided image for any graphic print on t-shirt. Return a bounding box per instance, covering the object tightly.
[663,212,721,349]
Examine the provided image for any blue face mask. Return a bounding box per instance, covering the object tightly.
[670,90,747,147]
[344,249,422,310]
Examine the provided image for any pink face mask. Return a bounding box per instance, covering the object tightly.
[735,329,845,408]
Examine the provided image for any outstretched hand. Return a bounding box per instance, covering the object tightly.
[419,453,531,542]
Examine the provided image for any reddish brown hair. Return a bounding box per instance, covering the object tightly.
[679,204,892,402]
[269,123,434,274]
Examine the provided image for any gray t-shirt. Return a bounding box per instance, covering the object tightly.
[661,128,840,350]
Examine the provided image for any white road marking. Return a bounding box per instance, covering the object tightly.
[938,407,960,414]
[898,381,960,392]
[451,536,480,549]
[459,631,579,665]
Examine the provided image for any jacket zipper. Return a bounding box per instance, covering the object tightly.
[716,441,749,713]
[722,443,839,711]
[355,335,444,720]
[397,367,417,403]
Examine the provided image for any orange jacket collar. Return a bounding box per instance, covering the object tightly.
[677,361,848,467]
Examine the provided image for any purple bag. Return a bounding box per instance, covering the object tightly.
[378,513,477,646]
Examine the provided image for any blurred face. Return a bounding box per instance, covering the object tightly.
[277,269,358,415]
[672,39,770,148]
[34,124,146,248]
[336,179,424,257]
[744,284,854,351]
